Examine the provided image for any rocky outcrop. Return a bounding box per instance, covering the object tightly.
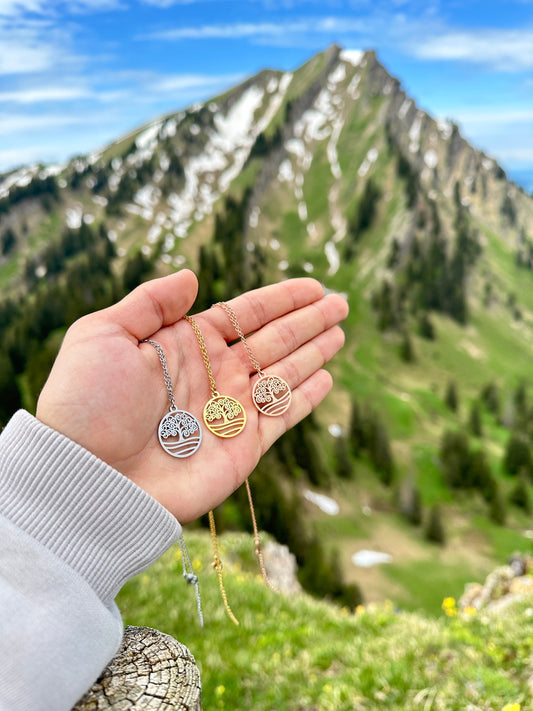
[459,553,533,612]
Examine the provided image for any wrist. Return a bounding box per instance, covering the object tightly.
[0,410,182,604]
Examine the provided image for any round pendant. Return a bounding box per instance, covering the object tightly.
[252,374,292,416]
[203,395,246,438]
[158,409,202,458]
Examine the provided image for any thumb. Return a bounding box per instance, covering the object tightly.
[104,270,199,340]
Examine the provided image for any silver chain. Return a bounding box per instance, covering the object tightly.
[142,339,176,410]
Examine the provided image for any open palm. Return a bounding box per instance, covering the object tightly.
[36,270,348,523]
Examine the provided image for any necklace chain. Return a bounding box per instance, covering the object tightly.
[214,302,264,376]
[184,315,218,396]
[142,339,176,410]
[208,511,239,626]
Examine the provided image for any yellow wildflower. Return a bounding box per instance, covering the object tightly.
[501,703,521,711]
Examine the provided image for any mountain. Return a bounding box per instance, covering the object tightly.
[1,45,533,611]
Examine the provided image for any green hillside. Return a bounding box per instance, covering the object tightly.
[117,531,533,711]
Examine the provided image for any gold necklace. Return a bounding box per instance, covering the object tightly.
[214,301,292,417]
[185,315,246,438]
[184,314,243,625]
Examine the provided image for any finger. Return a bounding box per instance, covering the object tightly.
[256,324,345,391]
[103,270,198,341]
[236,294,348,373]
[258,369,334,452]
[205,277,325,341]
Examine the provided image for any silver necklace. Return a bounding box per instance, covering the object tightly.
[142,339,202,458]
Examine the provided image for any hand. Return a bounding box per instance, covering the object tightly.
[36,270,349,523]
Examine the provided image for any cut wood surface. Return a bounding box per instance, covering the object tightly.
[72,626,201,710]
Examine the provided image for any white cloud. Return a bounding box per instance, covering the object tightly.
[139,16,366,41]
[0,86,91,103]
[0,113,87,133]
[411,28,533,71]
[0,0,123,15]
[147,71,244,92]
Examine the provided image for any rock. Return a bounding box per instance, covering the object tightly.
[72,626,201,710]
[262,540,302,595]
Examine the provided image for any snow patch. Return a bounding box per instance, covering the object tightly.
[135,122,162,151]
[304,490,340,516]
[160,118,177,139]
[278,159,294,182]
[65,206,83,229]
[340,49,364,67]
[325,240,340,275]
[328,63,346,85]
[424,149,438,169]
[328,424,343,437]
[352,550,393,568]
[249,206,260,228]
[147,224,162,244]
[347,73,361,99]
[267,77,279,93]
[409,114,423,153]
[398,98,412,120]
[437,119,453,140]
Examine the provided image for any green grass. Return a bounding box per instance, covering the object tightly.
[118,531,533,711]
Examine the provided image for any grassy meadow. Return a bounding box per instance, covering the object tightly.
[117,531,533,711]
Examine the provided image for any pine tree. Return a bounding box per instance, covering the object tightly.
[349,399,366,456]
[425,505,446,544]
[400,480,423,526]
[503,433,532,477]
[445,379,459,413]
[418,312,435,340]
[366,415,395,486]
[489,481,507,525]
[399,330,415,363]
[440,429,470,489]
[509,470,531,513]
[335,435,353,479]
[469,401,483,438]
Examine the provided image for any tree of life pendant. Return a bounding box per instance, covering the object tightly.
[158,407,202,458]
[214,301,292,417]
[203,394,247,438]
[142,339,202,458]
[252,374,292,416]
[185,315,247,439]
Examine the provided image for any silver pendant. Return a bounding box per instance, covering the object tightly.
[158,407,202,458]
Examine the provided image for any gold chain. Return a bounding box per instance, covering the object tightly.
[208,510,239,626]
[184,315,218,396]
[244,479,278,593]
[214,302,264,376]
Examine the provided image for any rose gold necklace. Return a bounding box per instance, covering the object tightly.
[214,301,286,592]
[214,301,292,417]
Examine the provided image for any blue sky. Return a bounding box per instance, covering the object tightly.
[1,0,533,190]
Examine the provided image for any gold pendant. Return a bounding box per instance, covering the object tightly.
[203,394,246,438]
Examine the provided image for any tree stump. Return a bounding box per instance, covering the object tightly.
[72,626,201,710]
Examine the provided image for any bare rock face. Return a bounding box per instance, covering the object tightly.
[72,626,201,711]
[262,540,302,595]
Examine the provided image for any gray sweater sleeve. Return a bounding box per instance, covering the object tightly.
[0,410,183,711]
